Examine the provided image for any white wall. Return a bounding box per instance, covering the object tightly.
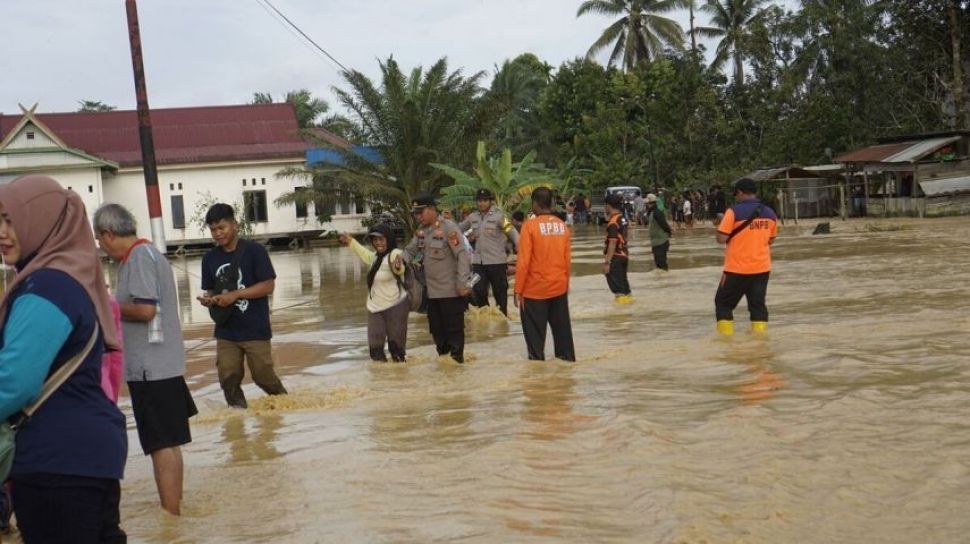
[104,159,369,245]
[53,169,105,222]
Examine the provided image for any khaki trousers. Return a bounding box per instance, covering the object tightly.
[215,339,287,408]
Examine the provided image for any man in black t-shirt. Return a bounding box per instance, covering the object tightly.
[197,204,287,408]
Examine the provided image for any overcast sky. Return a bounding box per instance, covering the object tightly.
[1,0,798,116]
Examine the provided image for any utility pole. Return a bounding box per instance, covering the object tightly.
[125,0,166,252]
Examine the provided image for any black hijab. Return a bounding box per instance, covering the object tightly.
[366,223,398,292]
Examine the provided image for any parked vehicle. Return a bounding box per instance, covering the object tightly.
[589,186,642,224]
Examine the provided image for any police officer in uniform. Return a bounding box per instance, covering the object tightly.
[398,193,473,362]
[459,189,519,316]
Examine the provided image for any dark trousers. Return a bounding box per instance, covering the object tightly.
[521,293,576,361]
[651,241,669,270]
[427,296,466,363]
[12,474,126,544]
[714,271,770,321]
[472,263,510,315]
[367,299,410,362]
[605,258,631,295]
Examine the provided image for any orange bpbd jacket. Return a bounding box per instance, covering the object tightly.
[514,213,571,299]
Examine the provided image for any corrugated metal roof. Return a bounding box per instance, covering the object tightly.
[743,166,825,182]
[836,136,960,163]
[919,174,970,197]
[0,103,313,167]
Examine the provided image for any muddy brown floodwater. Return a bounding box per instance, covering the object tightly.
[54,218,970,542]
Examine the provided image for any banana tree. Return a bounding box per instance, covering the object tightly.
[432,141,559,213]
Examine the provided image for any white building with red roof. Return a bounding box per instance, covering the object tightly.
[0,102,366,249]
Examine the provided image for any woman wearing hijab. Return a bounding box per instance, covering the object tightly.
[338,224,409,362]
[0,176,127,543]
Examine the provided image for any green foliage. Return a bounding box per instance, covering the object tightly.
[272,56,488,235]
[577,0,687,71]
[77,100,116,113]
[485,54,552,154]
[189,191,254,237]
[433,141,559,212]
[266,1,970,228]
[250,89,342,130]
[694,0,771,86]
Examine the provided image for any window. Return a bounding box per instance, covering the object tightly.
[261,178,266,186]
[171,195,185,229]
[355,194,366,214]
[315,195,335,218]
[294,187,308,219]
[178,182,183,190]
[88,186,93,193]
[244,190,269,223]
[169,183,174,191]
[242,179,247,186]
[26,131,35,140]
[338,191,351,216]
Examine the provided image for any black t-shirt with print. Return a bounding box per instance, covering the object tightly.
[201,240,277,341]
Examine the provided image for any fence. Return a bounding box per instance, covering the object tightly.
[776,184,846,224]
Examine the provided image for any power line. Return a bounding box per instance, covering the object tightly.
[253,0,328,65]
[253,0,350,74]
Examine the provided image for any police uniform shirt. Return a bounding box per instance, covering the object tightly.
[402,217,472,299]
[459,207,519,265]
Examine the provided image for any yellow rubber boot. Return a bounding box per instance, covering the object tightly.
[716,320,734,336]
[751,321,768,333]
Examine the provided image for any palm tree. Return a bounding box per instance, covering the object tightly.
[273,57,488,233]
[791,0,884,91]
[577,0,686,71]
[677,0,700,54]
[433,142,558,212]
[694,0,770,86]
[251,89,330,128]
[487,55,549,152]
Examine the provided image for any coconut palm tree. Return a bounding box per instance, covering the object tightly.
[251,89,330,128]
[487,56,549,152]
[273,57,488,233]
[577,0,686,71]
[677,0,701,54]
[694,0,771,86]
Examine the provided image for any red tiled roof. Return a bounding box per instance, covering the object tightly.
[0,103,310,167]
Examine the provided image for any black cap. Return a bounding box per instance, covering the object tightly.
[475,188,493,200]
[605,194,624,208]
[734,178,757,194]
[411,192,436,212]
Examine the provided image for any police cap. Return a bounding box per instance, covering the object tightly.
[411,192,437,213]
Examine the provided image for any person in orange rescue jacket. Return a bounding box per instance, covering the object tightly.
[714,178,778,335]
[514,187,575,361]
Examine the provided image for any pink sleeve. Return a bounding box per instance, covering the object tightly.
[100,297,125,403]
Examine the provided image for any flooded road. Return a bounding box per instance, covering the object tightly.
[110,218,969,543]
